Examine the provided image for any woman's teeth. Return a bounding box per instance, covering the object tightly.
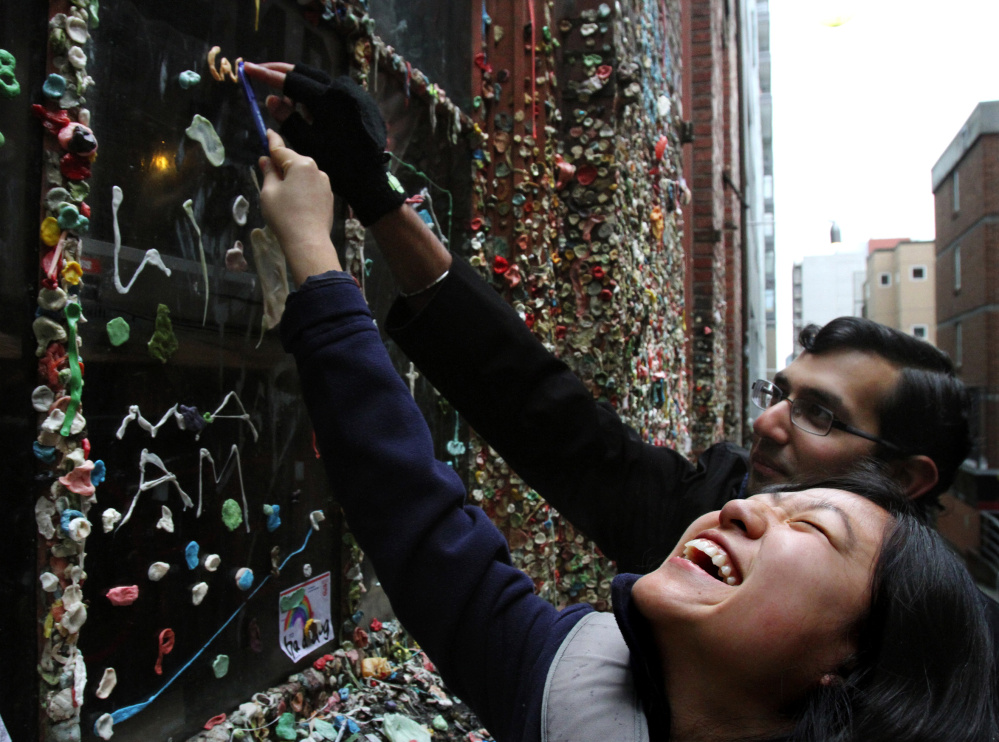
[682,538,741,586]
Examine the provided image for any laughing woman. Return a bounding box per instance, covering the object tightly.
[258,132,996,742]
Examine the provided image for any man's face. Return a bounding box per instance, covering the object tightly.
[747,350,901,493]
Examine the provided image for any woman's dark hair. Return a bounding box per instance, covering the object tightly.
[765,464,998,741]
[798,317,972,515]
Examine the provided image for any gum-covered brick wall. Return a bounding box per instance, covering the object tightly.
[22,1,693,740]
[458,0,691,609]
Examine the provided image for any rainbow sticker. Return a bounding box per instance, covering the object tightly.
[278,572,332,662]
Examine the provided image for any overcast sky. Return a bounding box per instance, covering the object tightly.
[769,0,999,363]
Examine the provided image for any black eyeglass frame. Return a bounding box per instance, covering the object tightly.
[750,379,906,454]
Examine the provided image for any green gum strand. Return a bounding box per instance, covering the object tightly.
[147,304,179,363]
[59,302,84,437]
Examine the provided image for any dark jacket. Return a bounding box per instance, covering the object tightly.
[281,272,671,741]
[387,256,749,574]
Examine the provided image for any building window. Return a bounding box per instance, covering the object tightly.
[910,265,927,280]
[953,170,960,212]
[878,272,891,287]
[912,325,928,339]
[954,245,962,291]
[955,321,963,367]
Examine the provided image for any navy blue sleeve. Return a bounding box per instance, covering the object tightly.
[281,272,589,742]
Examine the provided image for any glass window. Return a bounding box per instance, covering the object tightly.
[879,272,891,287]
[953,170,960,212]
[912,325,928,339]
[955,245,962,291]
[911,265,926,280]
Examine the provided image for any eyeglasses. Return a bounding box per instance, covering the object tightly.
[750,379,905,453]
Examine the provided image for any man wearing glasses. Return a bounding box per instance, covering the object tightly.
[245,62,972,574]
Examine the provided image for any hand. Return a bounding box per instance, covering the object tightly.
[243,61,406,227]
[258,129,341,284]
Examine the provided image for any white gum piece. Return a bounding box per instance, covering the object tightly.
[95,713,114,739]
[147,562,170,581]
[36,497,57,539]
[232,195,250,226]
[192,582,208,605]
[96,668,117,699]
[111,186,172,294]
[156,505,174,532]
[226,241,248,272]
[34,317,67,357]
[184,115,225,166]
[32,385,56,412]
[101,508,122,533]
[250,226,290,337]
[182,199,210,326]
[68,516,91,542]
[60,602,87,633]
[47,688,76,722]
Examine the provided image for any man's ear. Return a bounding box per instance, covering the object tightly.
[891,454,939,500]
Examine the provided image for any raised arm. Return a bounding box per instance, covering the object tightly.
[246,64,747,573]
[259,135,584,741]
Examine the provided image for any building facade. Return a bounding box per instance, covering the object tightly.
[863,239,937,345]
[931,102,999,576]
[758,0,777,381]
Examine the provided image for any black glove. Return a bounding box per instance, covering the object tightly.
[281,65,406,226]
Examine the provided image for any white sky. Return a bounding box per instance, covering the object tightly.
[769,0,999,364]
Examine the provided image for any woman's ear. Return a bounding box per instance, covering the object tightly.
[819,673,839,687]
[891,454,939,501]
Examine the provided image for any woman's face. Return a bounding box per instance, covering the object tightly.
[632,488,890,701]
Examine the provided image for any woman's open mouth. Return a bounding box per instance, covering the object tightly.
[681,538,742,586]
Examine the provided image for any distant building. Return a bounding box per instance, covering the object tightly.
[863,238,936,345]
[931,100,999,580]
[758,0,777,381]
[790,251,866,357]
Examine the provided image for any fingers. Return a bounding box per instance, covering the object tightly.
[241,61,289,90]
[258,61,294,73]
[266,129,290,161]
[257,154,275,180]
[260,129,292,181]
[265,94,294,123]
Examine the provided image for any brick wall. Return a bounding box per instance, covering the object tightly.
[686,0,742,453]
[934,132,999,477]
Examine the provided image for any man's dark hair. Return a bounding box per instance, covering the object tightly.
[798,317,971,513]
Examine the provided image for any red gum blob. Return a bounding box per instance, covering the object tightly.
[106,585,139,606]
[155,629,175,675]
[60,152,92,181]
[204,714,227,730]
[576,164,597,186]
[31,105,71,137]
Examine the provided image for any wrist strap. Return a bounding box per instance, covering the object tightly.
[399,270,449,298]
